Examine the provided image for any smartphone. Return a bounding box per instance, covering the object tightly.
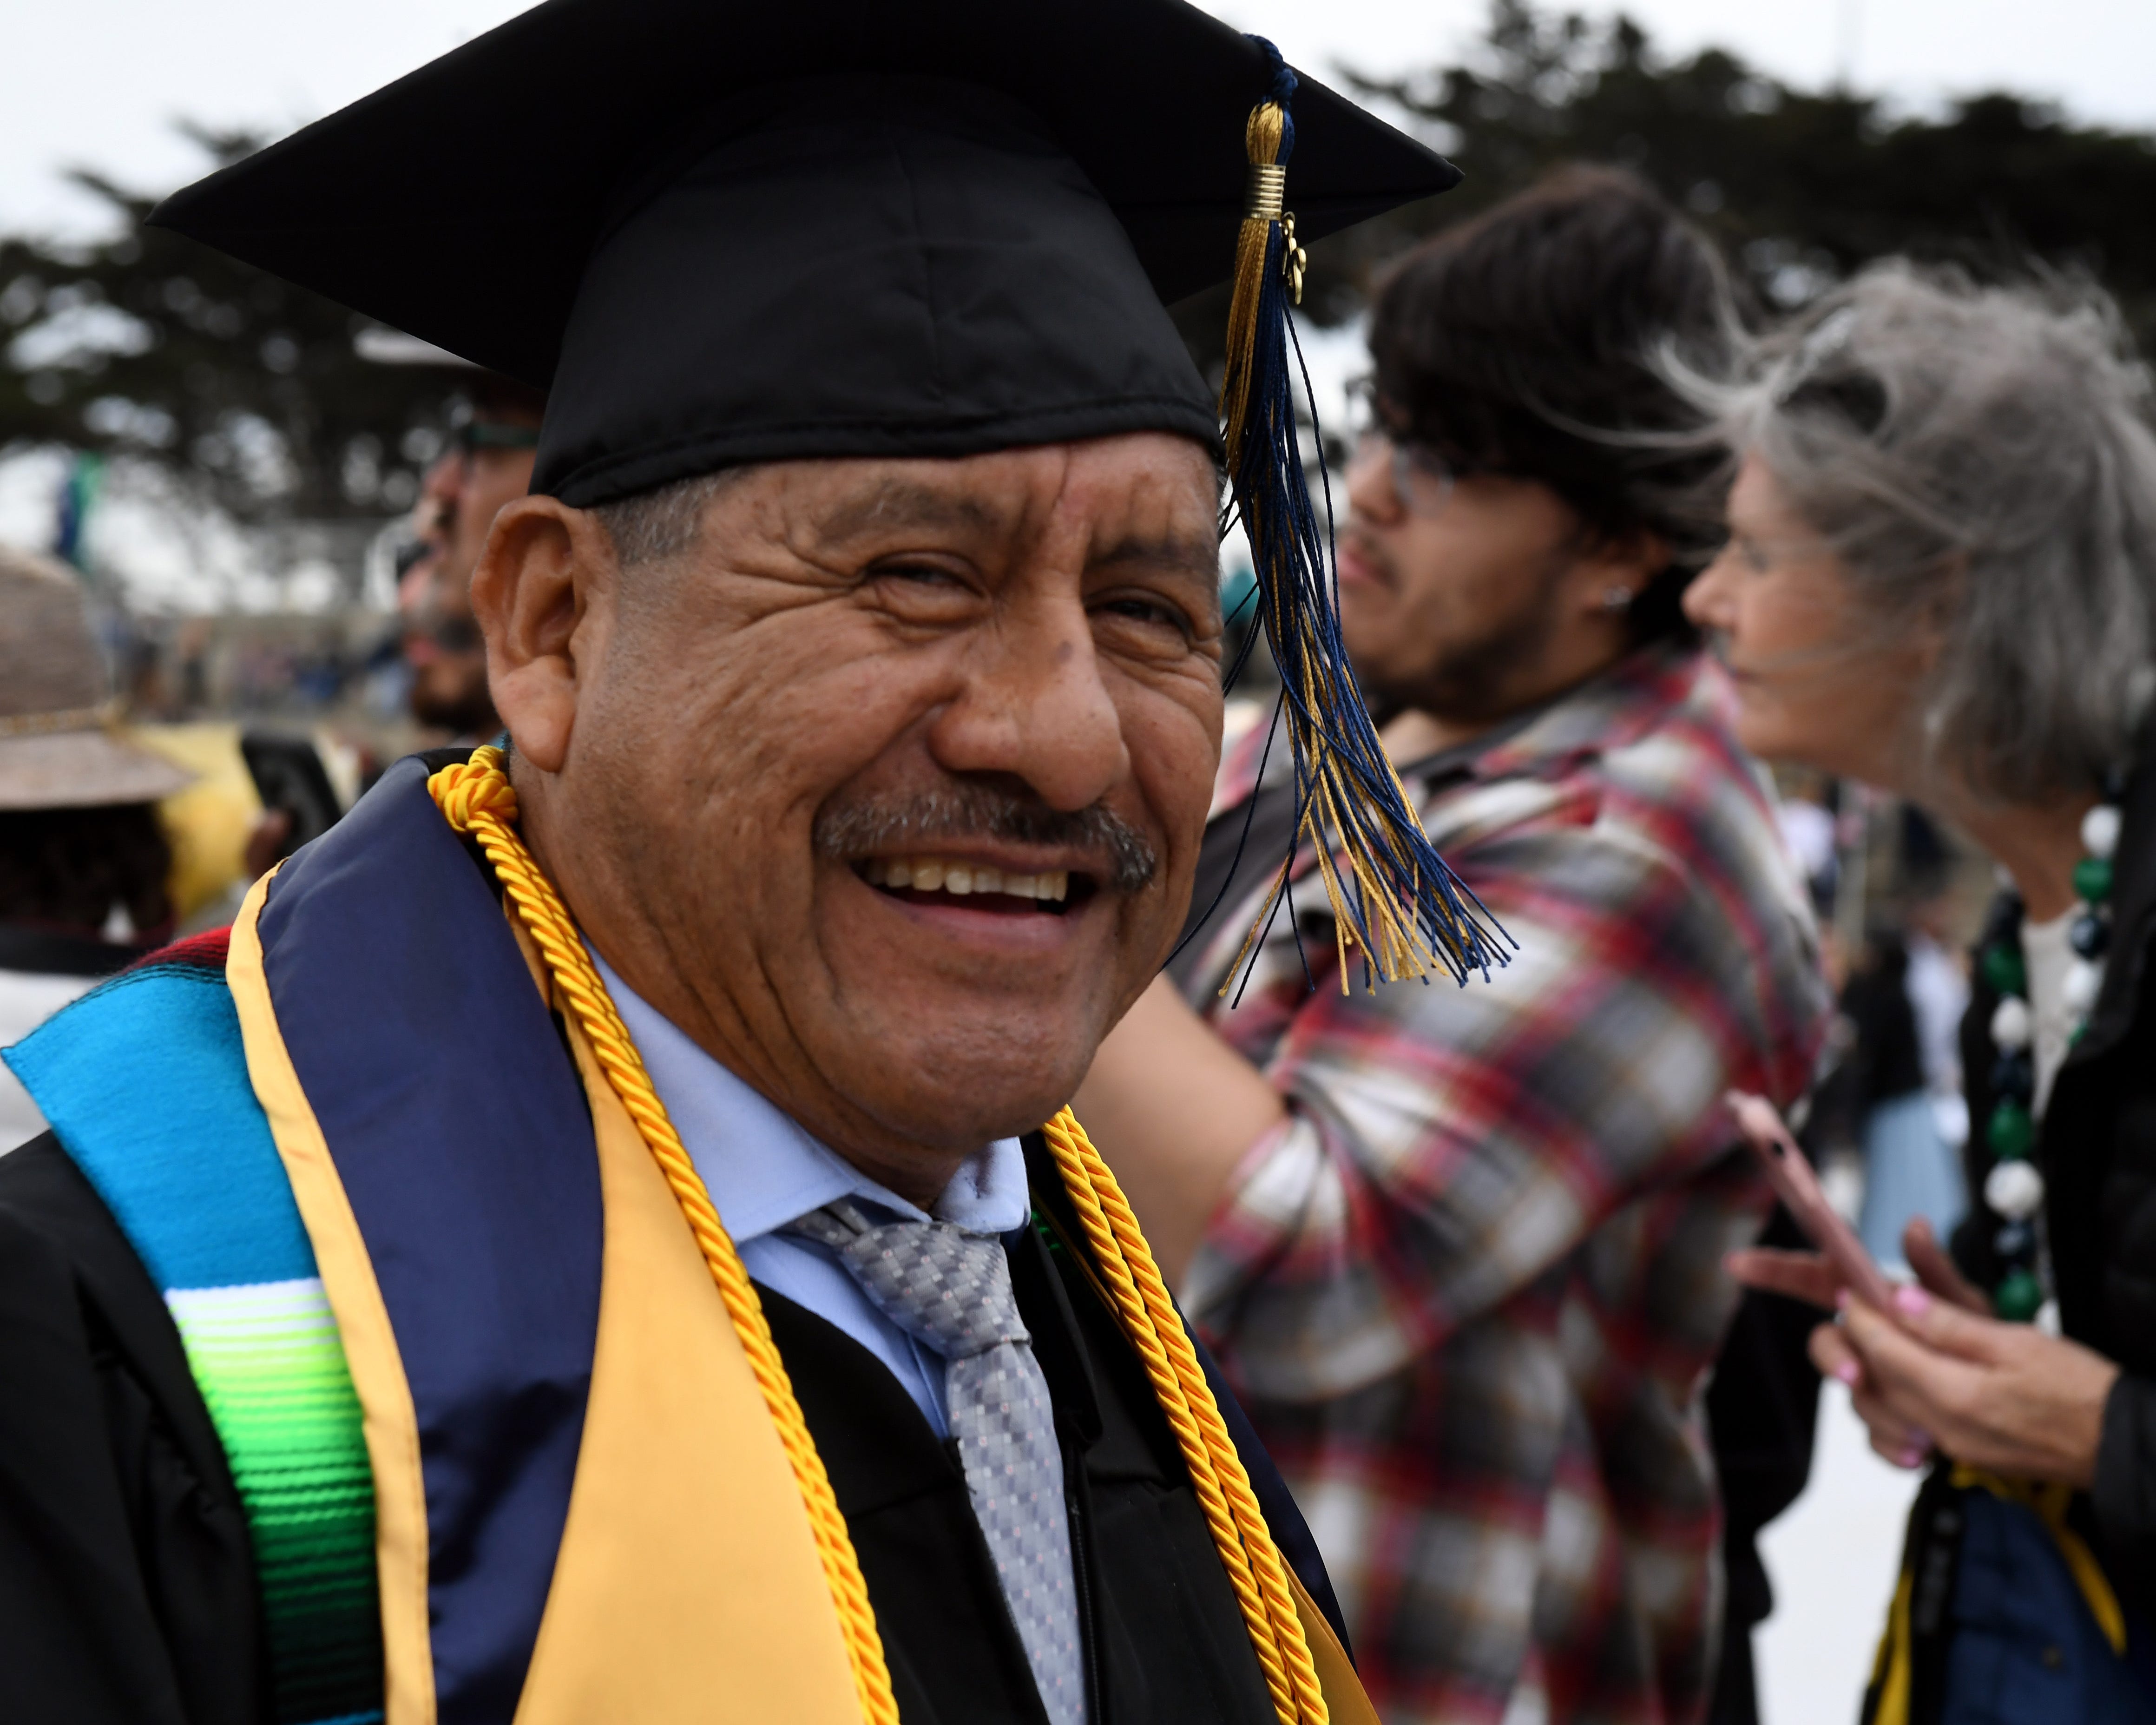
[241,731,345,861]
[1725,1089,1900,1312]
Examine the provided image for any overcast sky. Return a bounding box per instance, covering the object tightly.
[3,0,2153,238]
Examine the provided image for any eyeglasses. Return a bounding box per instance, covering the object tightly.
[1343,380,1459,519]
[1349,430,1458,519]
[454,421,544,454]
[450,419,544,456]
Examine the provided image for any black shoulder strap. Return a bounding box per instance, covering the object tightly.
[1861,1465,1965,1725]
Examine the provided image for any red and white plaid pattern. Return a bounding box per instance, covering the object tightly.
[1180,646,1827,1725]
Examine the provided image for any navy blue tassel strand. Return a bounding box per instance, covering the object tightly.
[1217,39,1511,993]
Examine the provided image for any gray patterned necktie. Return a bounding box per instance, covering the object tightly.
[789,1199,1084,1725]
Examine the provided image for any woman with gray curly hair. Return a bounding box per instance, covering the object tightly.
[1695,262,2156,1722]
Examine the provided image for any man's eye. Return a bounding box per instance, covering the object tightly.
[876,561,963,587]
[1095,594,1194,639]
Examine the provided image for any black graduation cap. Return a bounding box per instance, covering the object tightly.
[150,0,1454,504]
[156,0,1508,989]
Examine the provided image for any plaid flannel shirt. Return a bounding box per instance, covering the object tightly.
[1180,645,1827,1725]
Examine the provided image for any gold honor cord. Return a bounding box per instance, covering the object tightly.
[428,750,899,1725]
[1039,1111,1329,1725]
[429,749,1327,1725]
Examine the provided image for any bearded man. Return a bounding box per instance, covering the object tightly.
[1078,168,1830,1725]
[397,374,547,744]
[0,4,1473,1724]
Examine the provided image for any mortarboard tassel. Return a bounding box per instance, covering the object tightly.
[1217,39,1511,993]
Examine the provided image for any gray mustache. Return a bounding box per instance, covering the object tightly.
[814,784,1158,895]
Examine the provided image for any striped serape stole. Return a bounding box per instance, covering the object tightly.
[3,931,382,1724]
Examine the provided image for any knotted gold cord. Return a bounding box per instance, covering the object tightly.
[1039,1111,1329,1725]
[427,745,1327,1725]
[427,748,897,1725]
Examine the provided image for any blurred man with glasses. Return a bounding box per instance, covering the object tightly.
[246,369,545,875]
[399,374,546,741]
[1079,167,1828,1725]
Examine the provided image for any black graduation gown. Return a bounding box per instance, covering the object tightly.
[0,1128,1342,1725]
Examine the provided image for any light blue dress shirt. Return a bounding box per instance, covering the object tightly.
[594,952,1031,1437]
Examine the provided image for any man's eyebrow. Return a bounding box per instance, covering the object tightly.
[1090,533,1221,584]
[811,480,1006,543]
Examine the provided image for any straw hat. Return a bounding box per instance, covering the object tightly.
[0,546,193,811]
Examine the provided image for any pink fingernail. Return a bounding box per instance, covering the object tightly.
[1835,1289,1852,1313]
[1898,1447,1928,1468]
[1894,1286,1932,1318]
[1833,1362,1860,1387]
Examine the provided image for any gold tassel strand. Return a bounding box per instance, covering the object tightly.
[1220,97,1288,471]
[1216,44,1508,998]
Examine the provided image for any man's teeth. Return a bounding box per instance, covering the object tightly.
[868,856,1069,902]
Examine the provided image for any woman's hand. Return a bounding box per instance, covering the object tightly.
[1727,1218,2118,1481]
[1727,1215,1987,1318]
[1833,1284,2120,1487]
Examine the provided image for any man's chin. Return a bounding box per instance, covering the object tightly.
[855,1056,1087,1158]
[816,989,1109,1151]
[808,865,1145,1145]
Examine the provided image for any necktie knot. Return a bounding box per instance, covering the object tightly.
[788,1200,1030,1362]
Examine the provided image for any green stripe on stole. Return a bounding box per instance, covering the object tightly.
[166,1278,380,1719]
[2,954,384,1725]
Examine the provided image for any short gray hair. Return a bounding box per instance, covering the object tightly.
[1687,261,2156,803]
[591,468,752,567]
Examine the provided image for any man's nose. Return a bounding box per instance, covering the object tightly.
[1344,441,1401,526]
[420,449,465,505]
[927,592,1128,814]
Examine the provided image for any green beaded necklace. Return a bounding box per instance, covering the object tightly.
[1973,797,2122,1323]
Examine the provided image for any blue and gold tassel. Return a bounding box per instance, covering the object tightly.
[1218,40,1509,993]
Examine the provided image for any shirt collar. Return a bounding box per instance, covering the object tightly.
[1463,639,1709,784]
[590,948,1031,1244]
[1218,640,1709,816]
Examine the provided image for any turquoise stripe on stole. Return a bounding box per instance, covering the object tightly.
[5,959,384,1725]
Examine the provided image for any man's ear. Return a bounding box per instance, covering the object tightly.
[470,496,619,774]
[1567,528,1672,616]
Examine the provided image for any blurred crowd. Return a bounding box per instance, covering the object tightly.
[7,155,2156,1725]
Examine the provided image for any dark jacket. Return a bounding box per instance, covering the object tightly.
[1952,734,2156,1620]
[0,1127,1345,1725]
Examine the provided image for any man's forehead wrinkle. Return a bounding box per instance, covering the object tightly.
[808,476,1012,546]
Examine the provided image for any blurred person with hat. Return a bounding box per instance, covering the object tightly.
[0,546,190,1149]
[0,4,1495,1723]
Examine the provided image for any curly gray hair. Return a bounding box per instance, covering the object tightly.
[1689,261,2156,804]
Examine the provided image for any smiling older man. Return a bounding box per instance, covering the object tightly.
[0,3,1469,1724]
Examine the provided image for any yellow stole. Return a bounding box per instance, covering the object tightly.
[225,748,1372,1725]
